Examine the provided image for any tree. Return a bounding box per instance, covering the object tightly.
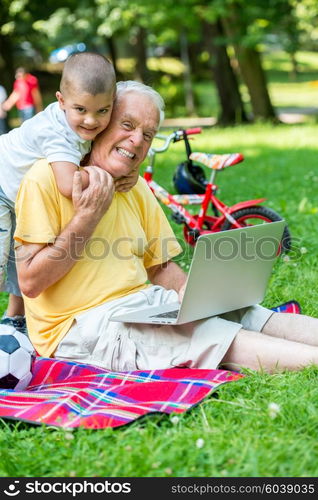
[0,0,77,89]
[201,17,249,125]
[220,0,277,121]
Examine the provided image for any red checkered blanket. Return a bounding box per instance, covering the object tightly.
[0,358,243,428]
[0,301,300,429]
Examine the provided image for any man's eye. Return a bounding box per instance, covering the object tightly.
[144,133,153,141]
[122,122,132,129]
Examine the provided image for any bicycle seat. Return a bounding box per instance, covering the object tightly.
[189,152,244,170]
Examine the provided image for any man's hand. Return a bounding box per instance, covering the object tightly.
[114,166,139,192]
[72,166,115,224]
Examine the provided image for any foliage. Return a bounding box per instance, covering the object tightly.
[1,0,318,122]
[0,0,77,58]
[294,0,318,50]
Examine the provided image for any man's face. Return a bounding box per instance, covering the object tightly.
[56,89,114,142]
[90,91,159,178]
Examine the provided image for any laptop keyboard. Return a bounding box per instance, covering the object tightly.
[150,310,179,319]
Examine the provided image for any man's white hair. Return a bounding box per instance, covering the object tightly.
[116,80,165,125]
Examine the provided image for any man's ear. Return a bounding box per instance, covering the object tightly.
[56,91,65,110]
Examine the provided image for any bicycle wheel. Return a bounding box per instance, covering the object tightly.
[221,205,292,253]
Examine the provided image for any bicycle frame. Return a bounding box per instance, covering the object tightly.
[144,129,267,238]
[145,172,266,233]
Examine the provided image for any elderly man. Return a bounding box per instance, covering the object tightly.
[15,81,318,373]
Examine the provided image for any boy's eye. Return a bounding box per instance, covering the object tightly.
[75,107,85,113]
[99,108,110,114]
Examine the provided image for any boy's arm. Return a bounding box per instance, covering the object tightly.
[51,161,89,198]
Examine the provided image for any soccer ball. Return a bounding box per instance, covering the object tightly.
[0,325,36,391]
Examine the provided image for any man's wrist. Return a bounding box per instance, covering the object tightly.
[70,211,101,239]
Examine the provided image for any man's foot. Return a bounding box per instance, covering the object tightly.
[0,315,28,335]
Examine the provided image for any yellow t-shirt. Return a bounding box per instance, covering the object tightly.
[14,160,182,357]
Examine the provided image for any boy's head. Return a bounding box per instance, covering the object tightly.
[56,52,116,141]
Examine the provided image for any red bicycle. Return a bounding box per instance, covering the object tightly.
[143,128,291,251]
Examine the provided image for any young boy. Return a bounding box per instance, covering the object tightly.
[0,52,138,333]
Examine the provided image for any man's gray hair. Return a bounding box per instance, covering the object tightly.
[116,80,165,125]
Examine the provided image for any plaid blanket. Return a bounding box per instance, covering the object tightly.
[0,301,300,429]
[271,300,301,314]
[0,359,243,429]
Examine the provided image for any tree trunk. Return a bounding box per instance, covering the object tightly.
[222,6,277,122]
[134,26,151,84]
[232,45,276,120]
[202,19,249,125]
[188,38,204,76]
[180,29,195,116]
[105,36,119,76]
[288,51,299,80]
[0,35,15,92]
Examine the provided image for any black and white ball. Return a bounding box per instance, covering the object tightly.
[0,325,35,391]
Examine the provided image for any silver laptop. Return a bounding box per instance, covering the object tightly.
[110,220,286,325]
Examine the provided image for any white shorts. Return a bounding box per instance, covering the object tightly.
[54,286,273,371]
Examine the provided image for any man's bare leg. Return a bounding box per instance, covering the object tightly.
[220,329,318,373]
[261,312,318,346]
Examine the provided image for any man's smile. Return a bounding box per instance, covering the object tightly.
[116,147,136,159]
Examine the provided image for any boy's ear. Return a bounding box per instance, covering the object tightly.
[56,91,65,109]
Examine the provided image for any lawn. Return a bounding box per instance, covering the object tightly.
[0,122,318,477]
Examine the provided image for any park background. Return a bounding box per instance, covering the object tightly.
[0,0,318,478]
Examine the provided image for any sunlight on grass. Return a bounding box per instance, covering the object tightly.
[269,81,318,108]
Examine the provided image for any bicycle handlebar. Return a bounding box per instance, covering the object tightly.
[185,127,202,135]
[149,128,202,154]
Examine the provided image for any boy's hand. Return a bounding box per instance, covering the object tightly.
[115,167,139,192]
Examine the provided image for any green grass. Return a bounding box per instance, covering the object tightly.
[1,122,318,477]
[0,368,317,477]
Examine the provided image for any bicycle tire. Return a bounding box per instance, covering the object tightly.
[220,205,292,253]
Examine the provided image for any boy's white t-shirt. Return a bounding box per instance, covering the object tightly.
[0,102,91,202]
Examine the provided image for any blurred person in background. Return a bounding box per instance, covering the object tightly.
[0,84,8,134]
[2,67,43,122]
